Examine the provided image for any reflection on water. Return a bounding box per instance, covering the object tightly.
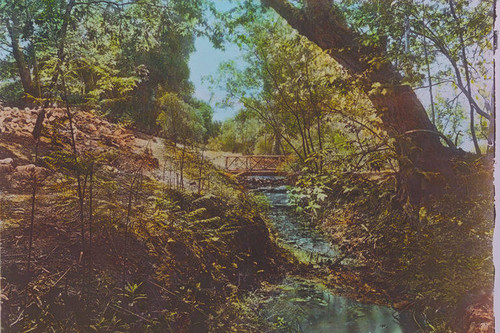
[260,277,417,333]
[253,182,418,332]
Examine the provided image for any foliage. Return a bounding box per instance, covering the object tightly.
[340,0,494,151]
[191,99,221,142]
[0,0,221,135]
[1,138,287,332]
[208,114,263,154]
[212,13,390,173]
[0,0,495,331]
[288,171,330,223]
[310,161,494,330]
[0,80,24,105]
[156,91,205,144]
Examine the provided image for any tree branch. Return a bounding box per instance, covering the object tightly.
[404,129,457,150]
[410,27,491,121]
[74,0,167,8]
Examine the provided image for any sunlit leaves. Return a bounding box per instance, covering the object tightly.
[340,0,493,148]
[156,91,205,144]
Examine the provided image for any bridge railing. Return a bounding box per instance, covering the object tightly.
[225,155,287,173]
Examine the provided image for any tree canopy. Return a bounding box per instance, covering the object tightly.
[0,0,220,136]
[0,0,494,199]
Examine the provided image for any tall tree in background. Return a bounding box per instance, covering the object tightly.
[0,0,217,132]
[214,17,387,173]
[0,0,39,100]
[260,0,492,202]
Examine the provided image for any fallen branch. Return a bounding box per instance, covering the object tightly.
[51,266,72,288]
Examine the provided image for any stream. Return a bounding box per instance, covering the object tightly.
[251,181,419,333]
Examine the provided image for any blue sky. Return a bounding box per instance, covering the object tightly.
[187,1,492,151]
[188,0,244,122]
[188,33,486,149]
[189,36,243,121]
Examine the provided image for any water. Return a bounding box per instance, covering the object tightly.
[260,277,416,333]
[253,182,419,332]
[255,186,338,263]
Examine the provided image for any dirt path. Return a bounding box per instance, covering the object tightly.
[132,133,240,171]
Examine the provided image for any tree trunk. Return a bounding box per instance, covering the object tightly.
[272,131,281,155]
[30,45,42,99]
[6,19,35,99]
[262,0,457,204]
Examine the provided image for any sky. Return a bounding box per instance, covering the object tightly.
[187,1,493,151]
[188,0,244,122]
[188,33,488,150]
[189,36,243,121]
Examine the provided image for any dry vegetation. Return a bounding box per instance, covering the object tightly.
[0,106,290,332]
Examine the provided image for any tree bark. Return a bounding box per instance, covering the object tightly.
[30,45,42,99]
[262,0,457,204]
[272,131,282,155]
[6,19,35,99]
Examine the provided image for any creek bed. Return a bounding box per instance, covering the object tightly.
[251,181,418,332]
[255,185,338,263]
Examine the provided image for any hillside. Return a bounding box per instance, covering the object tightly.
[0,106,289,332]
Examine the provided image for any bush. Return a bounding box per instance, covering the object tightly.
[0,81,24,105]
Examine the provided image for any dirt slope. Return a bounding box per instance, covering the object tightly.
[0,105,287,332]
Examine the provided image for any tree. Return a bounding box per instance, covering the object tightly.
[213,115,262,154]
[338,0,493,153]
[0,0,43,101]
[0,0,212,131]
[215,15,388,173]
[191,99,220,143]
[260,0,478,203]
[156,91,205,145]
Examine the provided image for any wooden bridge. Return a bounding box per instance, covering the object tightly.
[225,155,287,176]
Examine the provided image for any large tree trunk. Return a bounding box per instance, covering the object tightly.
[262,0,458,204]
[6,19,36,100]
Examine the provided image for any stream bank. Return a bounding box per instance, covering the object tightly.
[0,107,292,332]
[243,178,419,332]
[0,107,493,332]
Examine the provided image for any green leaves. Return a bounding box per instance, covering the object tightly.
[210,13,383,161]
[1,0,209,129]
[342,0,493,148]
[156,91,206,144]
[288,173,331,220]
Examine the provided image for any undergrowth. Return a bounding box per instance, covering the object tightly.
[302,158,494,331]
[1,137,288,332]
